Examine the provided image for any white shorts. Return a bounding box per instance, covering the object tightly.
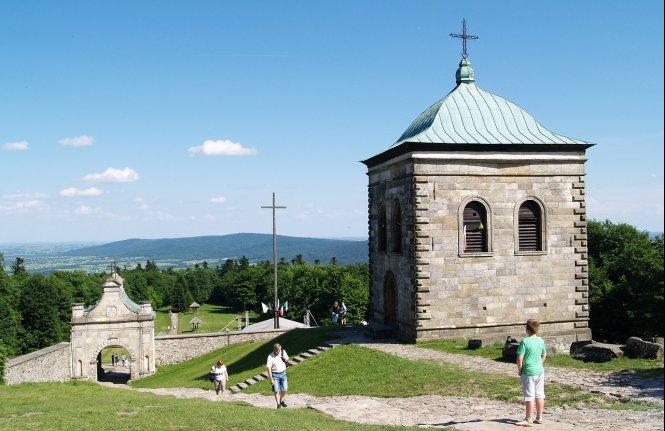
[521,374,545,401]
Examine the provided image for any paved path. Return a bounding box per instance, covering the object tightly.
[99,333,664,430]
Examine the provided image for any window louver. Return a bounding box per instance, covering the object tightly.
[463,202,487,252]
[378,206,387,252]
[519,201,541,251]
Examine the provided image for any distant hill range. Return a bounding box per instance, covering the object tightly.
[63,233,369,265]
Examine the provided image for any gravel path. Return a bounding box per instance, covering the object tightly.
[349,336,664,405]
[100,333,664,430]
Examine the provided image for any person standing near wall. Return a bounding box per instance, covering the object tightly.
[515,319,547,426]
[331,301,339,324]
[339,301,347,325]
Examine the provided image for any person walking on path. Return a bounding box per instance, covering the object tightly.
[267,343,290,408]
[211,360,229,395]
[515,319,547,426]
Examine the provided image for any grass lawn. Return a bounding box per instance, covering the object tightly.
[0,381,426,431]
[134,327,654,411]
[244,344,653,410]
[131,326,340,390]
[418,340,665,379]
[153,304,261,334]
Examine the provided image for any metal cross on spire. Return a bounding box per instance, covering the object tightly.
[450,18,478,58]
[261,192,287,329]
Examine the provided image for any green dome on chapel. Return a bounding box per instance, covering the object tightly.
[389,57,594,148]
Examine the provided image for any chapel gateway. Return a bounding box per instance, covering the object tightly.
[363,26,593,351]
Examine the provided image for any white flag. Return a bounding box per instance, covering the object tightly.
[261,302,269,313]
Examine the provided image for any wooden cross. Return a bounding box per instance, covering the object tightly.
[450,18,478,58]
[261,192,286,329]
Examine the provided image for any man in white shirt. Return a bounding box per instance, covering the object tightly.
[266,343,289,408]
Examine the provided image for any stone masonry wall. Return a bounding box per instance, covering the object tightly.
[368,159,416,340]
[154,328,288,366]
[4,342,71,385]
[368,151,592,348]
[4,329,289,384]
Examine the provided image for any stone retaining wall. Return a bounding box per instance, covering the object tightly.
[3,328,288,384]
[4,342,71,385]
[154,328,288,366]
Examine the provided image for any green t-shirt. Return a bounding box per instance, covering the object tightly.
[516,336,546,376]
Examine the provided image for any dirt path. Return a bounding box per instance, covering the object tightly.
[100,333,664,430]
[121,386,663,431]
[348,335,664,405]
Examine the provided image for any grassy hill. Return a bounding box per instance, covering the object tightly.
[63,233,368,265]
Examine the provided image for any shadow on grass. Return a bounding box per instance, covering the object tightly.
[225,327,337,376]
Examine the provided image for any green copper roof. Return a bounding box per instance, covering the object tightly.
[391,58,593,147]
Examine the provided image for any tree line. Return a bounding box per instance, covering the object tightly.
[0,254,368,357]
[0,219,663,361]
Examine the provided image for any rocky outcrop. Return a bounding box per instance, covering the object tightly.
[502,336,520,361]
[623,337,664,360]
[571,341,624,363]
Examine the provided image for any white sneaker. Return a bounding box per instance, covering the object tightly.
[515,418,533,427]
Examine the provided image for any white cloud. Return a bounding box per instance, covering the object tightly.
[84,167,139,183]
[2,141,29,151]
[58,135,95,147]
[74,205,101,215]
[2,192,47,200]
[60,187,104,197]
[0,199,41,214]
[134,198,150,209]
[210,196,226,204]
[188,139,257,156]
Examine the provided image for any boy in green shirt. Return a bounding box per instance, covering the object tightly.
[515,319,547,426]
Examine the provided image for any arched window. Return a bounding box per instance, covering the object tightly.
[463,201,488,252]
[518,200,543,251]
[378,205,387,253]
[391,200,402,253]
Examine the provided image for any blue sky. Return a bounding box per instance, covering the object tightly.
[1,1,663,243]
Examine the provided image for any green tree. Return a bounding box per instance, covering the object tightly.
[588,220,664,342]
[338,271,369,324]
[10,257,26,275]
[171,274,191,312]
[0,254,20,354]
[18,274,64,353]
[0,338,9,384]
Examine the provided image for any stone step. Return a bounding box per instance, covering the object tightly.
[230,342,333,393]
